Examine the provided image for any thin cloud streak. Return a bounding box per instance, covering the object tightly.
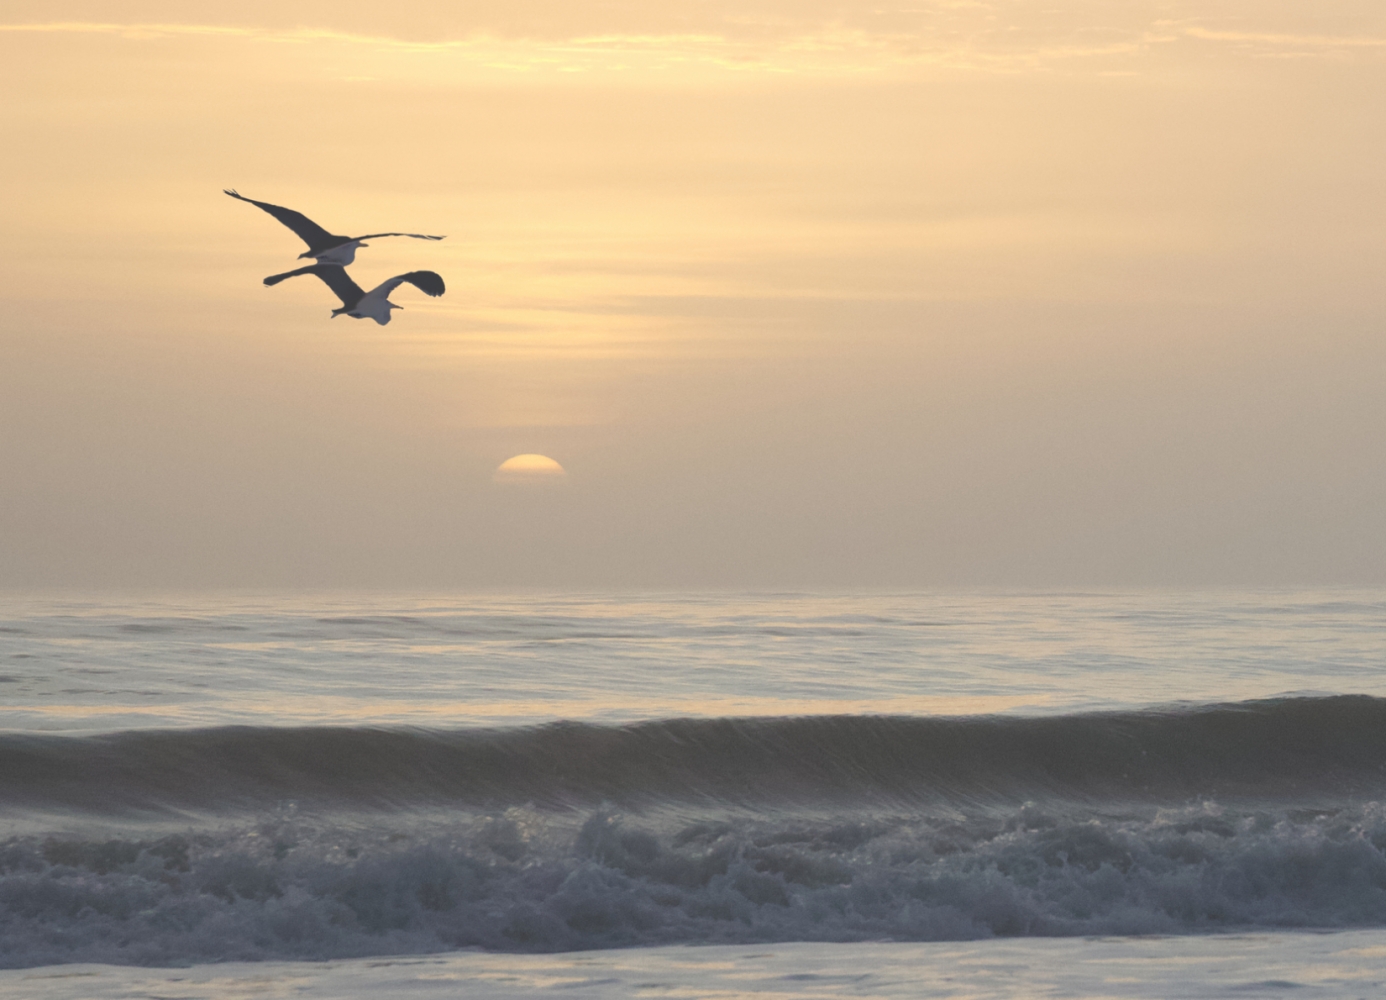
[6,18,1379,80]
[1182,26,1386,50]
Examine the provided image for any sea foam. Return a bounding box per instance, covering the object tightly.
[5,801,1386,966]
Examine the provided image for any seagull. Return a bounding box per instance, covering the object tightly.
[263,264,445,325]
[225,189,444,266]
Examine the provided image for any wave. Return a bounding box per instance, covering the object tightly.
[6,800,1386,966]
[8,697,1386,966]
[3,695,1386,816]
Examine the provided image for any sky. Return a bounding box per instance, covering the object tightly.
[0,0,1383,589]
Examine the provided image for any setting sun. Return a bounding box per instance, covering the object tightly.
[493,453,566,484]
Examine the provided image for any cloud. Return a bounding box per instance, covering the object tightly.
[0,21,257,40]
[0,21,923,77]
[1182,25,1386,53]
[0,17,1310,80]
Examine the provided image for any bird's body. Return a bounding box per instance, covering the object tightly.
[311,239,366,267]
[264,264,445,325]
[225,189,444,265]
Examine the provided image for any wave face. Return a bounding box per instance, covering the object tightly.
[3,696,1386,816]
[5,697,1386,965]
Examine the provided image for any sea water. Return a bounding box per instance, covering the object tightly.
[1,590,1384,998]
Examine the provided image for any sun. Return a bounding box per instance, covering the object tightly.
[493,454,567,484]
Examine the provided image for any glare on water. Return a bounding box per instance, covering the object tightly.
[0,590,1380,732]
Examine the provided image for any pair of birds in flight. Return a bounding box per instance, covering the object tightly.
[226,189,446,325]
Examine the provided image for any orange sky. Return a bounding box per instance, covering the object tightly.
[1,1,1383,588]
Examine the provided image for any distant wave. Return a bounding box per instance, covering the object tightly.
[4,696,1386,816]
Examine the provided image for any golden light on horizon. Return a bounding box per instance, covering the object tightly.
[493,454,567,485]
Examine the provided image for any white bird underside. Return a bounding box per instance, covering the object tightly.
[354,283,403,325]
[311,241,366,266]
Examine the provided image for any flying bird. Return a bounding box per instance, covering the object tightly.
[264,264,445,325]
[225,189,444,265]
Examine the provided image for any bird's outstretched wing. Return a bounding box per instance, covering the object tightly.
[263,264,365,309]
[367,270,447,299]
[225,189,343,253]
[354,232,447,242]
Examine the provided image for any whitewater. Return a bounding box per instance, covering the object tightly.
[1,590,1384,998]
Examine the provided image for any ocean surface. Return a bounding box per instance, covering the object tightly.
[1,590,1385,998]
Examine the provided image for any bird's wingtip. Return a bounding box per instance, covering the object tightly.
[224,188,241,198]
[415,271,447,297]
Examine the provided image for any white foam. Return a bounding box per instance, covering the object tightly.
[9,802,1386,967]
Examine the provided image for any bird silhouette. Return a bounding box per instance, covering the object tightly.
[263,264,445,325]
[226,189,444,265]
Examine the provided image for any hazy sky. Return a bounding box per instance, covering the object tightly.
[1,1,1383,589]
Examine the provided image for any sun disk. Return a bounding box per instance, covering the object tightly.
[494,454,567,484]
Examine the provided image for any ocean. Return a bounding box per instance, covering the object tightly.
[1,590,1385,998]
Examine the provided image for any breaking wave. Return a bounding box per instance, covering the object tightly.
[7,696,1386,966]
[8,800,1386,966]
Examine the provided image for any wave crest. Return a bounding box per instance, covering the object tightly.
[4,696,1385,816]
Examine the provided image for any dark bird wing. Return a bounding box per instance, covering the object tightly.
[263,264,365,309]
[353,232,447,242]
[369,270,447,299]
[225,189,345,254]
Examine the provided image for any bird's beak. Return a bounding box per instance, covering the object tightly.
[359,242,369,247]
